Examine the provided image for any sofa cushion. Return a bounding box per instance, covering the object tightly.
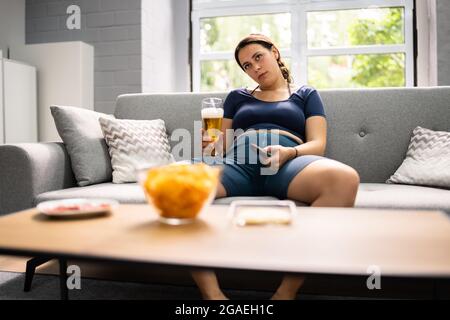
[214,196,309,207]
[35,183,303,206]
[36,183,450,213]
[35,183,147,205]
[356,183,450,212]
[116,88,450,184]
[50,105,114,187]
[386,126,450,189]
[99,117,173,183]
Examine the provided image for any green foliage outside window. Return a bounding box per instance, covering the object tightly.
[349,8,405,87]
[199,7,406,91]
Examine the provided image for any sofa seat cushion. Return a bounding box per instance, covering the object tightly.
[35,183,450,213]
[213,196,308,206]
[35,183,296,206]
[36,183,147,205]
[355,183,450,212]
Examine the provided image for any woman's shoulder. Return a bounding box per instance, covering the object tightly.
[291,84,318,100]
[223,88,254,110]
[291,84,317,94]
[228,87,252,96]
[225,87,253,101]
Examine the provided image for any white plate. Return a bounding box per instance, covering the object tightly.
[37,198,119,218]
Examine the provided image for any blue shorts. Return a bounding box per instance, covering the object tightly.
[208,131,325,199]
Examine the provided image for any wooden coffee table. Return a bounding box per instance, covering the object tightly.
[1,205,450,299]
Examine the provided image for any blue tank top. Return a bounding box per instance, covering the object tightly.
[223,86,326,143]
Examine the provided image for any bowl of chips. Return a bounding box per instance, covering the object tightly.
[137,162,222,225]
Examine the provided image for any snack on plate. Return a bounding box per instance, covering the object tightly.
[143,163,221,219]
[37,198,118,218]
[235,207,292,226]
[46,203,111,214]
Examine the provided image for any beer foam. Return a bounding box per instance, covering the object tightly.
[201,107,224,118]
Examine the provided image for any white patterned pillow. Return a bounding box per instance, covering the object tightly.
[99,117,174,183]
[387,126,450,188]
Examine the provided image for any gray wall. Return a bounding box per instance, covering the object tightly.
[25,0,189,113]
[25,0,155,113]
[24,1,448,99]
[173,0,190,92]
[26,0,142,113]
[437,0,450,86]
[0,0,25,55]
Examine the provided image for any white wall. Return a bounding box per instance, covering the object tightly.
[437,0,450,85]
[416,0,438,86]
[0,50,4,143]
[3,59,37,143]
[81,43,94,110]
[11,42,94,142]
[0,0,25,56]
[142,0,177,93]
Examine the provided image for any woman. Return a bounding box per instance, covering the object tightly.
[193,34,360,300]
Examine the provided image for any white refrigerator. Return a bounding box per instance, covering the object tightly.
[0,49,37,144]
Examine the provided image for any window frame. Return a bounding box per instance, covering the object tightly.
[192,0,414,91]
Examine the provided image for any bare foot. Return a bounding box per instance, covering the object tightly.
[203,292,230,300]
[270,291,297,300]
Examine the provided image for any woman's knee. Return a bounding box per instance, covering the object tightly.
[215,182,227,198]
[286,160,333,203]
[287,160,359,203]
[323,165,360,200]
[284,159,360,206]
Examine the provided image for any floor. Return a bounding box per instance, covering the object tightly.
[0,271,204,300]
[0,256,274,300]
[1,256,444,300]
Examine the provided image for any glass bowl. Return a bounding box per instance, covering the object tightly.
[137,162,222,225]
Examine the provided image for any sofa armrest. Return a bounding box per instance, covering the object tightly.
[0,142,77,215]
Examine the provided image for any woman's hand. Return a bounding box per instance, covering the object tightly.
[260,145,295,170]
[201,128,212,151]
[201,128,224,156]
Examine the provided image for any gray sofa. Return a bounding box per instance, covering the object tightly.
[1,86,450,299]
[1,86,450,216]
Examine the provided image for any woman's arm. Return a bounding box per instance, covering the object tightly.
[262,116,327,170]
[221,118,233,152]
[290,116,327,157]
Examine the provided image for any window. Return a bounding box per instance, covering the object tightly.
[192,0,414,91]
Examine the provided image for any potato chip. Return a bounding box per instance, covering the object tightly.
[143,163,221,219]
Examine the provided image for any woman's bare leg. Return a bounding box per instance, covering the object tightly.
[271,159,360,299]
[191,183,228,299]
[287,159,360,208]
[215,182,227,199]
[271,275,306,300]
[191,270,228,300]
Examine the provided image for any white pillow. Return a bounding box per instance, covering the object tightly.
[387,126,450,189]
[99,117,173,183]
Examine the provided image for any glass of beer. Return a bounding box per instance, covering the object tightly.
[201,97,223,156]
